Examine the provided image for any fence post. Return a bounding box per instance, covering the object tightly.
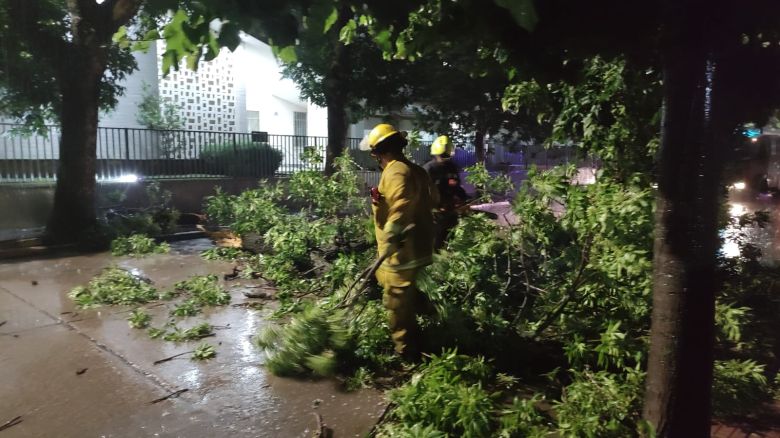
[232,132,237,155]
[124,128,130,160]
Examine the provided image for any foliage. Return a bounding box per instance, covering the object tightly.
[204,183,285,236]
[344,367,373,392]
[465,163,515,202]
[255,297,394,377]
[162,323,214,342]
[375,423,448,438]
[136,83,183,130]
[386,351,495,438]
[497,395,552,438]
[68,267,157,308]
[111,234,170,257]
[287,152,365,216]
[135,83,185,158]
[200,247,251,261]
[106,213,165,239]
[172,275,231,307]
[503,57,661,181]
[127,308,152,329]
[192,343,217,361]
[171,299,202,317]
[712,359,772,417]
[255,306,348,377]
[554,369,644,438]
[201,141,284,178]
[281,28,415,124]
[0,0,138,130]
[417,166,654,372]
[104,182,180,239]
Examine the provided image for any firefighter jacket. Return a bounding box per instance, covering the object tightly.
[423,158,468,211]
[372,158,436,272]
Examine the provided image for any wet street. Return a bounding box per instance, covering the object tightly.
[0,239,385,437]
[725,189,780,264]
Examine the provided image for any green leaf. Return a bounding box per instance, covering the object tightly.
[186,50,201,70]
[338,19,358,44]
[323,7,338,33]
[274,45,298,63]
[374,29,393,53]
[161,51,178,74]
[144,29,161,41]
[112,26,128,43]
[494,0,538,31]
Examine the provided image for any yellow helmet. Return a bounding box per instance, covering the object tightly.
[359,123,400,151]
[430,135,453,156]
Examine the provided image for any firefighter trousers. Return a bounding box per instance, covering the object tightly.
[375,267,422,360]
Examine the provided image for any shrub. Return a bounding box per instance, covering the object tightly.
[202,141,283,178]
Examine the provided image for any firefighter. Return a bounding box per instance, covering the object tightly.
[360,123,436,361]
[423,135,468,249]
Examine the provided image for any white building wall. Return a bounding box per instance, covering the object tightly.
[99,45,159,129]
[235,36,308,135]
[307,103,329,138]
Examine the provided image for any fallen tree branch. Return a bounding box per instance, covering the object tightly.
[312,412,325,438]
[0,415,22,432]
[149,388,189,404]
[368,403,395,437]
[153,350,194,365]
[531,234,594,338]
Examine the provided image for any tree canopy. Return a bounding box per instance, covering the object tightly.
[0,0,139,129]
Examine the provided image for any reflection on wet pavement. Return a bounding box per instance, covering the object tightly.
[0,238,385,437]
[724,191,780,265]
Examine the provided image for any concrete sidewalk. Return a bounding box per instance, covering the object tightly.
[0,239,385,437]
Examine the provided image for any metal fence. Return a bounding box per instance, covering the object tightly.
[0,123,375,182]
[0,123,594,182]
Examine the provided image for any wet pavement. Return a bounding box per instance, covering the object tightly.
[724,189,780,265]
[0,239,386,437]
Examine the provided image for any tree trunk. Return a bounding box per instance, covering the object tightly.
[325,90,348,175]
[642,31,728,438]
[323,4,352,175]
[474,129,486,163]
[46,51,105,242]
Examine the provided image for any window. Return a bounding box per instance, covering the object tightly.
[294,112,308,137]
[247,111,260,133]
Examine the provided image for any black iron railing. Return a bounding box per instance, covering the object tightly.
[0,123,593,182]
[0,124,378,182]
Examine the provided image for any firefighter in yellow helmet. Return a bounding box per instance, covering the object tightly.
[424,135,468,249]
[360,123,436,361]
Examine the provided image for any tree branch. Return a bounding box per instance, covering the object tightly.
[7,0,71,59]
[531,233,594,338]
[103,0,144,27]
